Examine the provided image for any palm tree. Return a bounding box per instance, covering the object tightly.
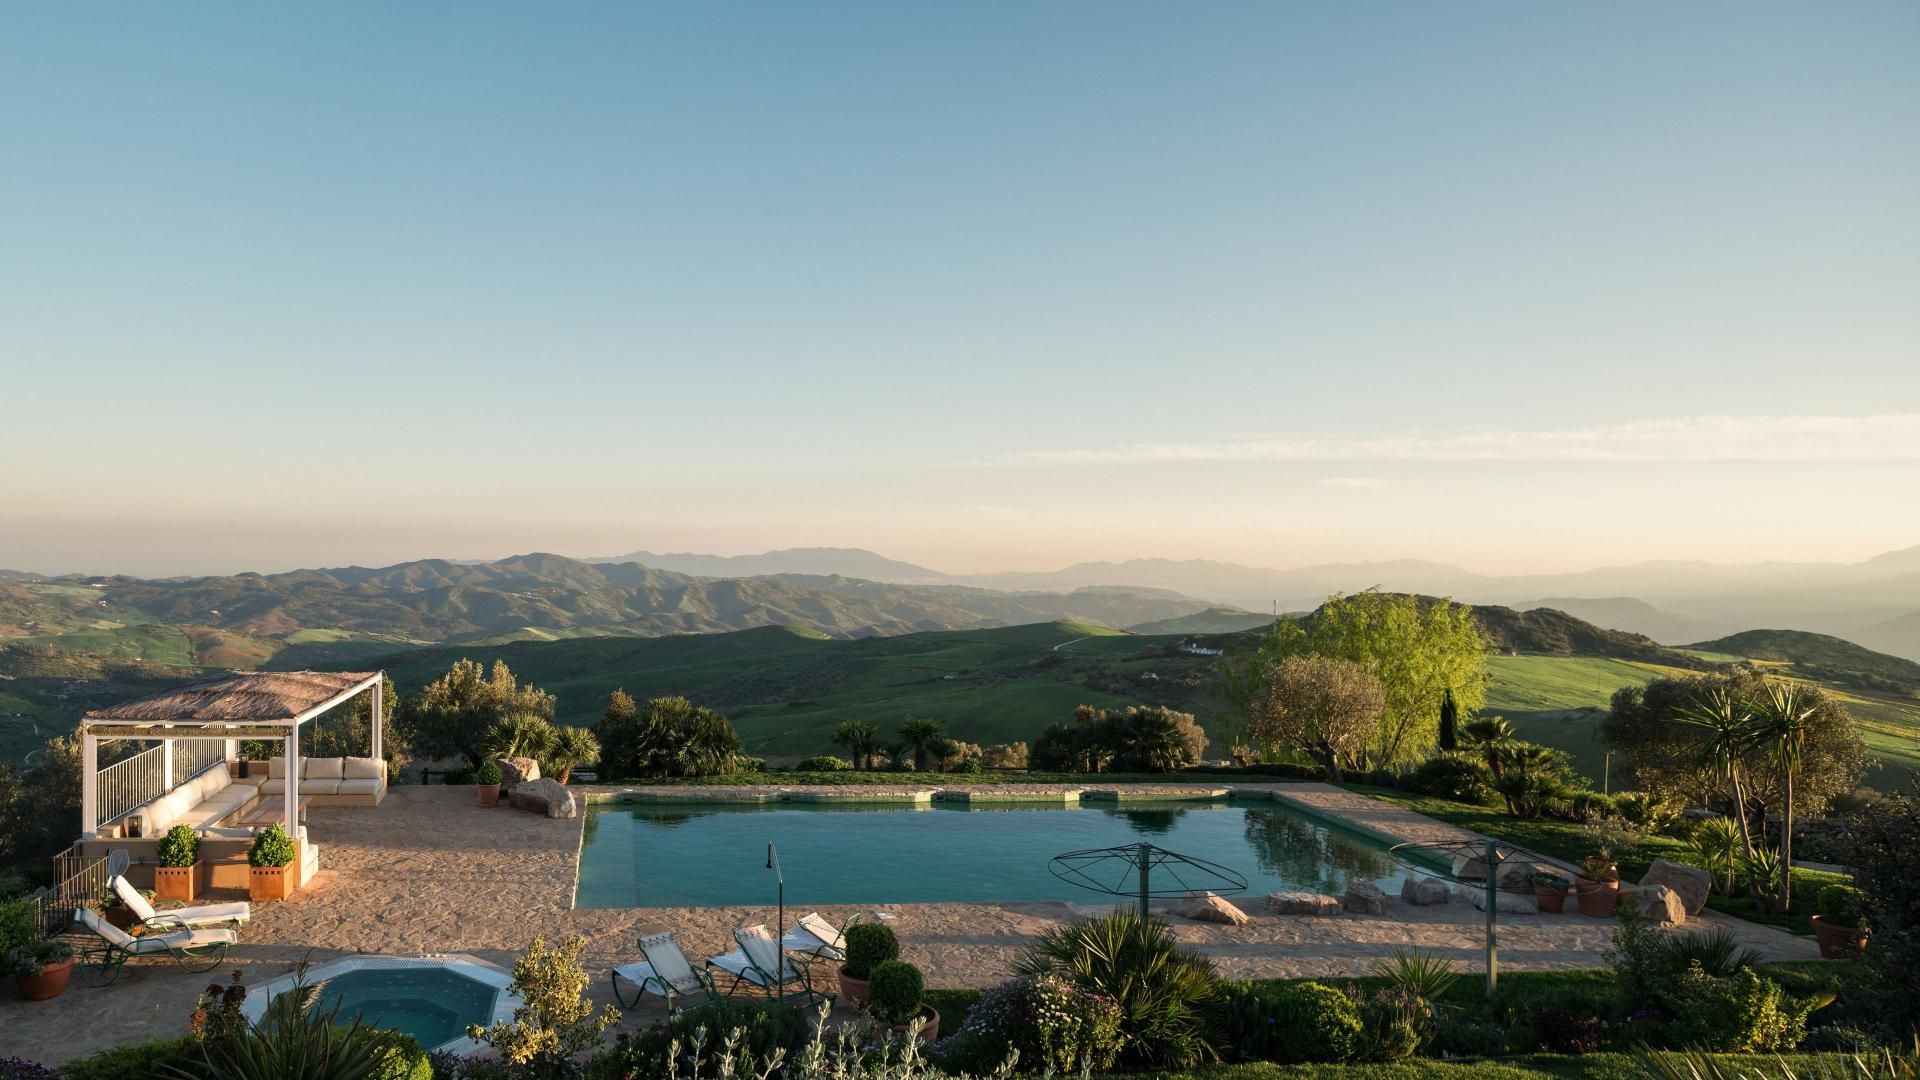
[1459,716,1515,779]
[1674,687,1757,859]
[545,725,601,784]
[831,720,881,771]
[1744,680,1813,911]
[486,713,558,763]
[897,716,945,772]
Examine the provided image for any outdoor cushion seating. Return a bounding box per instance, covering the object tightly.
[75,905,236,985]
[611,931,722,1013]
[112,874,250,931]
[129,767,258,837]
[260,757,386,805]
[780,912,850,961]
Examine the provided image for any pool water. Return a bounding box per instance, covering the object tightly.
[574,800,1410,908]
[313,968,498,1051]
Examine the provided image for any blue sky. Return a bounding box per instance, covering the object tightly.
[2,3,1916,576]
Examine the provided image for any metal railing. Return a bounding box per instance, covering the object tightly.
[96,739,230,827]
[39,843,107,934]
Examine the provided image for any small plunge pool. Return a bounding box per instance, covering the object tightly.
[243,955,519,1054]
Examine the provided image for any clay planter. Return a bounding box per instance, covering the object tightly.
[104,905,138,931]
[1533,884,1570,914]
[887,1004,941,1043]
[837,967,871,1008]
[249,865,295,902]
[1811,916,1868,960]
[154,863,200,904]
[17,960,73,1002]
[477,783,502,808]
[1575,877,1620,918]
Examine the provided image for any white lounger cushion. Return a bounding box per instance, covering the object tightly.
[113,876,250,928]
[78,906,237,954]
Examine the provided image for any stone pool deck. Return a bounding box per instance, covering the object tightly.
[0,783,1818,1066]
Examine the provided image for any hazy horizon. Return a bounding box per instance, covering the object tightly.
[4,4,1915,579]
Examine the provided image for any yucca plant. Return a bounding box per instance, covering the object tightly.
[1371,946,1460,1004]
[1691,817,1744,895]
[1655,926,1763,977]
[1744,846,1787,914]
[183,965,385,1080]
[1014,910,1220,1068]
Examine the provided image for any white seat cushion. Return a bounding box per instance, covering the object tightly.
[300,780,342,796]
[334,778,382,796]
[259,778,287,796]
[343,757,384,780]
[268,757,287,780]
[304,758,344,781]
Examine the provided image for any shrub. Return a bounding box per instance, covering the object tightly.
[1819,883,1867,929]
[157,823,200,868]
[1405,753,1493,803]
[1355,986,1424,1061]
[46,1038,197,1080]
[466,935,619,1069]
[1690,817,1744,895]
[981,742,1028,770]
[1568,791,1619,820]
[0,896,37,956]
[475,760,502,785]
[360,1029,434,1080]
[1371,947,1460,1004]
[1015,910,1220,1067]
[842,922,900,980]
[1530,1004,1605,1054]
[1429,1015,1510,1058]
[933,975,1121,1075]
[1843,780,1920,1039]
[1660,963,1821,1052]
[247,823,297,868]
[0,1060,56,1080]
[867,959,926,1025]
[1218,979,1362,1064]
[1657,927,1763,978]
[794,755,851,772]
[585,998,812,1080]
[1613,790,1680,832]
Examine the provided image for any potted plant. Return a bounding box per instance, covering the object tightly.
[837,921,899,1007]
[1531,871,1573,914]
[155,824,202,903]
[476,760,503,808]
[1811,884,1869,959]
[247,823,298,902]
[1575,855,1621,917]
[866,959,939,1042]
[100,884,151,931]
[1,897,73,1002]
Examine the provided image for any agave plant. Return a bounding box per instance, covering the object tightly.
[1014,910,1220,1068]
[1743,846,1787,913]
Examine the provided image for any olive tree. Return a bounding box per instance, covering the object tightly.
[403,659,556,770]
[1246,655,1386,783]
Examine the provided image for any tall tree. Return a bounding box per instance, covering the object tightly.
[598,696,741,779]
[831,720,881,771]
[1438,689,1459,752]
[1673,686,1760,859]
[897,716,945,772]
[1235,591,1488,767]
[1745,680,1814,910]
[405,659,556,769]
[1245,655,1386,783]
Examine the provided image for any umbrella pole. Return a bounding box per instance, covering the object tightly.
[1138,843,1151,917]
[1484,837,1498,996]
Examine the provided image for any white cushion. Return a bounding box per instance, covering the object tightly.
[335,778,382,796]
[268,757,287,780]
[226,781,259,800]
[260,778,286,796]
[300,780,341,796]
[343,757,384,780]
[304,758,344,781]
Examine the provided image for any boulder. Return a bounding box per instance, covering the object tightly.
[1343,880,1388,916]
[1452,854,1548,890]
[1639,859,1711,917]
[1176,892,1251,926]
[1455,885,1539,914]
[496,756,540,791]
[508,777,577,819]
[1624,883,1688,925]
[1265,891,1341,916]
[1401,876,1452,906]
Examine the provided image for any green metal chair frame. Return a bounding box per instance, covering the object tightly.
[74,905,234,986]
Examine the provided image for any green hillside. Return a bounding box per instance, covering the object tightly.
[1126,608,1274,635]
[1686,628,1920,697]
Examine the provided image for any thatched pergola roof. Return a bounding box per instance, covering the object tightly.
[85,670,379,726]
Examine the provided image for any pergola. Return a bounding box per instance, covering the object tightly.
[79,670,384,841]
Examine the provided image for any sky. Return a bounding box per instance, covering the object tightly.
[2,3,1916,578]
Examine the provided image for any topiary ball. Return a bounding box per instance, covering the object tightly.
[842,921,900,980]
[865,959,924,1025]
[157,824,200,869]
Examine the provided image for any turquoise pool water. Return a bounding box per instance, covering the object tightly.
[312,968,497,1050]
[574,800,1410,908]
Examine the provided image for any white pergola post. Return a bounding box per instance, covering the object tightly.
[81,733,99,837]
[370,679,383,761]
[162,737,175,790]
[225,737,237,765]
[285,726,300,838]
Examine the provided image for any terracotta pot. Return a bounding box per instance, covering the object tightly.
[249,865,295,902]
[1533,885,1569,914]
[477,783,501,808]
[17,960,73,1002]
[837,966,870,1007]
[1575,877,1620,918]
[1811,916,1868,960]
[104,905,137,931]
[155,863,200,903]
[886,1004,941,1043]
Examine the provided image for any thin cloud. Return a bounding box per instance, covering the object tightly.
[1316,476,1399,489]
[999,415,1920,467]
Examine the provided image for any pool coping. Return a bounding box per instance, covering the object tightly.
[240,952,523,1056]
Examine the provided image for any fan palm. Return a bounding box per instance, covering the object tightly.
[897,716,945,772]
[1460,716,1516,779]
[831,720,881,771]
[1674,687,1757,859]
[544,725,601,784]
[1015,910,1221,1068]
[486,713,558,763]
[1743,680,1814,911]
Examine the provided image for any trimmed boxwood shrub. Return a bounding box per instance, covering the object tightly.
[157,824,200,868]
[866,959,925,1025]
[1218,979,1364,1064]
[475,760,502,785]
[842,921,899,980]
[1405,753,1493,804]
[55,1037,198,1080]
[247,822,297,868]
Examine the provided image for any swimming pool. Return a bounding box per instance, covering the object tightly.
[573,799,1410,908]
[244,955,518,1054]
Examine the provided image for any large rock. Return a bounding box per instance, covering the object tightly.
[1453,854,1551,890]
[1455,885,1539,914]
[1401,877,1452,906]
[1624,883,1688,925]
[1265,891,1341,916]
[496,756,540,791]
[1343,880,1388,916]
[1176,892,1250,926]
[508,777,577,819]
[1639,859,1711,917]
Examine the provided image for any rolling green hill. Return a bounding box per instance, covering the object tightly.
[1685,628,1920,697]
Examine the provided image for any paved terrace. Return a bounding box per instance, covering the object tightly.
[0,783,1817,1066]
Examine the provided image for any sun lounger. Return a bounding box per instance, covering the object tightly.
[780,911,850,961]
[610,930,721,1013]
[112,875,250,932]
[708,924,831,1006]
[74,905,236,985]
